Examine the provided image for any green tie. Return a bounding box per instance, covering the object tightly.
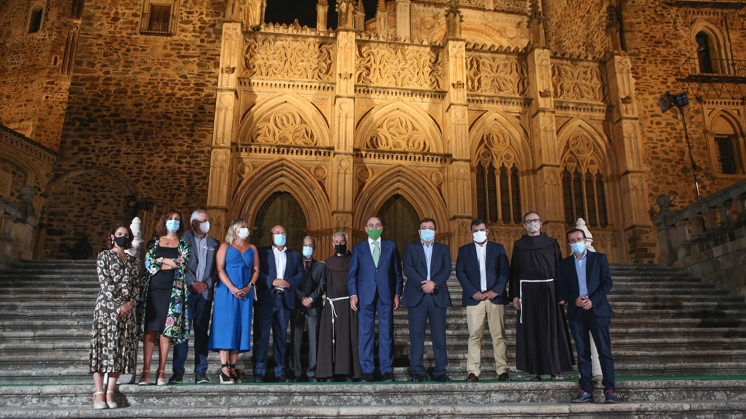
[372,241,380,268]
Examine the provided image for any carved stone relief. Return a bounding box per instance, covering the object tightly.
[356,42,442,90]
[466,53,527,96]
[475,128,519,168]
[244,37,334,81]
[365,112,430,152]
[251,109,317,146]
[563,134,602,174]
[552,61,606,102]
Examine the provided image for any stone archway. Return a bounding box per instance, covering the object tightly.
[377,194,420,260]
[252,191,307,250]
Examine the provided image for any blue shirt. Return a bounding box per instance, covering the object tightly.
[574,250,589,297]
[421,240,433,282]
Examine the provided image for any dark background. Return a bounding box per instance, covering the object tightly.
[265,0,379,29]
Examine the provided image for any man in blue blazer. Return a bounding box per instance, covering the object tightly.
[455,219,511,382]
[402,218,452,382]
[253,224,305,382]
[558,229,617,404]
[348,216,403,382]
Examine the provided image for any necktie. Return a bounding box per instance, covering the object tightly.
[304,260,310,274]
[372,241,380,268]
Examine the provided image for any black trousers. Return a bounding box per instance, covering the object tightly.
[290,308,320,379]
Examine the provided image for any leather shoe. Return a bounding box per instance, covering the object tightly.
[381,373,394,382]
[465,373,479,382]
[411,375,425,382]
[498,372,511,382]
[360,374,373,383]
[167,374,183,384]
[571,390,594,403]
[195,373,209,384]
[605,390,617,404]
[433,374,451,382]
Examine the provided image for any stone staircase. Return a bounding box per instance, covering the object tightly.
[0,260,744,417]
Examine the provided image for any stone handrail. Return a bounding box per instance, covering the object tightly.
[654,179,746,297]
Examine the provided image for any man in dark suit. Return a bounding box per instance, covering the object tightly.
[455,219,511,382]
[253,224,305,382]
[170,209,219,384]
[349,216,403,382]
[289,235,326,382]
[558,228,617,403]
[402,217,452,382]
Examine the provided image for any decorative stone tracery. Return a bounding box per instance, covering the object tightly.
[356,42,443,90]
[551,60,606,102]
[244,36,335,82]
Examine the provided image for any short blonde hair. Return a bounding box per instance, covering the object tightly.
[225,219,248,243]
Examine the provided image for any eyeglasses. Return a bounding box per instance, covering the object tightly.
[524,219,541,224]
[568,237,586,244]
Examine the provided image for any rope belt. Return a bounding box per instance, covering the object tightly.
[325,296,351,362]
[519,278,555,324]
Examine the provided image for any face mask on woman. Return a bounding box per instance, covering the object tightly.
[166,219,180,232]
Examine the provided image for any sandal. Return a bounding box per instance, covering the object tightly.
[220,363,234,384]
[156,370,167,386]
[138,371,151,386]
[105,390,118,409]
[93,391,107,409]
[229,364,241,383]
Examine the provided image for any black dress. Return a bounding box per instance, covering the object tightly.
[509,233,574,375]
[145,245,178,333]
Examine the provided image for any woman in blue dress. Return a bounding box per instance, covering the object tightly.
[209,219,259,384]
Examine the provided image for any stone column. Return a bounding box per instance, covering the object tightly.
[376,0,387,37]
[330,2,357,238]
[317,0,328,31]
[206,21,242,237]
[395,0,410,40]
[442,4,470,255]
[605,52,655,262]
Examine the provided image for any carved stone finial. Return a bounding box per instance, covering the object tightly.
[445,0,462,39]
[337,0,355,30]
[528,0,545,47]
[244,0,266,31]
[377,0,386,12]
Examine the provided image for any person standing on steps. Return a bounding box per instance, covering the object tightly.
[509,211,573,381]
[90,223,140,409]
[558,228,617,404]
[169,209,220,385]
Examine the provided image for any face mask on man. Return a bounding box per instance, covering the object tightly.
[199,221,210,234]
[237,227,249,240]
[472,230,487,243]
[273,233,287,247]
[420,229,435,242]
[525,221,540,234]
[570,241,586,254]
[113,236,128,248]
[166,219,180,232]
[302,246,313,258]
[334,244,347,254]
[366,229,382,240]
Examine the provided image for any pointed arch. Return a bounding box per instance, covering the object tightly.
[691,20,731,74]
[557,117,612,173]
[707,109,745,136]
[230,159,331,233]
[237,93,331,147]
[469,111,531,167]
[354,101,443,153]
[353,165,448,233]
[45,167,140,198]
[707,109,745,175]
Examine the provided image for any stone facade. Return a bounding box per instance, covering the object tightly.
[0,0,743,263]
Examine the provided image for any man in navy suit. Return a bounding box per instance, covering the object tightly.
[558,228,617,403]
[349,216,403,382]
[253,224,305,382]
[402,218,452,382]
[455,219,511,382]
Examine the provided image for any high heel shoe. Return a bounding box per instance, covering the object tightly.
[156,370,167,386]
[219,363,234,384]
[229,363,241,383]
[138,371,151,386]
[93,391,107,409]
[105,390,118,409]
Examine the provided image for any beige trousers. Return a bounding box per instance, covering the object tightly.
[466,300,508,376]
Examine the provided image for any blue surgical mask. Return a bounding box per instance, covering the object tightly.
[166,219,180,232]
[420,229,435,242]
[273,233,287,247]
[570,241,586,254]
[302,245,313,258]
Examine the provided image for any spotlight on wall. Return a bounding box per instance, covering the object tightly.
[659,91,700,200]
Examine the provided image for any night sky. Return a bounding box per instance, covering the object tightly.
[264,0,379,29]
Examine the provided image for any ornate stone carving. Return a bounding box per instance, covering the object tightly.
[552,61,606,102]
[251,109,317,146]
[244,0,266,30]
[475,128,519,168]
[313,165,327,180]
[563,134,602,174]
[244,37,335,82]
[365,112,430,152]
[466,53,527,96]
[356,42,442,90]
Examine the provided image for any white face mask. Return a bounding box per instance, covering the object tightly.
[199,221,210,234]
[525,222,540,234]
[472,231,488,243]
[237,227,250,240]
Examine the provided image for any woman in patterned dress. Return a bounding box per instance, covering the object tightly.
[138,210,191,386]
[90,223,139,409]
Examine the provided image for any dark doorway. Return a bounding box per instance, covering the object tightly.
[253,191,307,251]
[377,194,420,260]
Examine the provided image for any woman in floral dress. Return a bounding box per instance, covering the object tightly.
[138,210,191,386]
[90,223,139,409]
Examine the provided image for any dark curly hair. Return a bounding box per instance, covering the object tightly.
[109,223,134,250]
[154,209,184,237]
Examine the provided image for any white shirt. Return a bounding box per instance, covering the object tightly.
[272,246,287,279]
[475,242,487,292]
[368,237,381,257]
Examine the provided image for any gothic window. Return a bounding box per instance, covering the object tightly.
[27,6,43,33]
[71,0,84,19]
[561,134,609,228]
[696,32,715,74]
[473,131,522,225]
[140,0,177,35]
[710,115,744,175]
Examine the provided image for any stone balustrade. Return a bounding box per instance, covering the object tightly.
[654,180,746,298]
[0,186,39,269]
